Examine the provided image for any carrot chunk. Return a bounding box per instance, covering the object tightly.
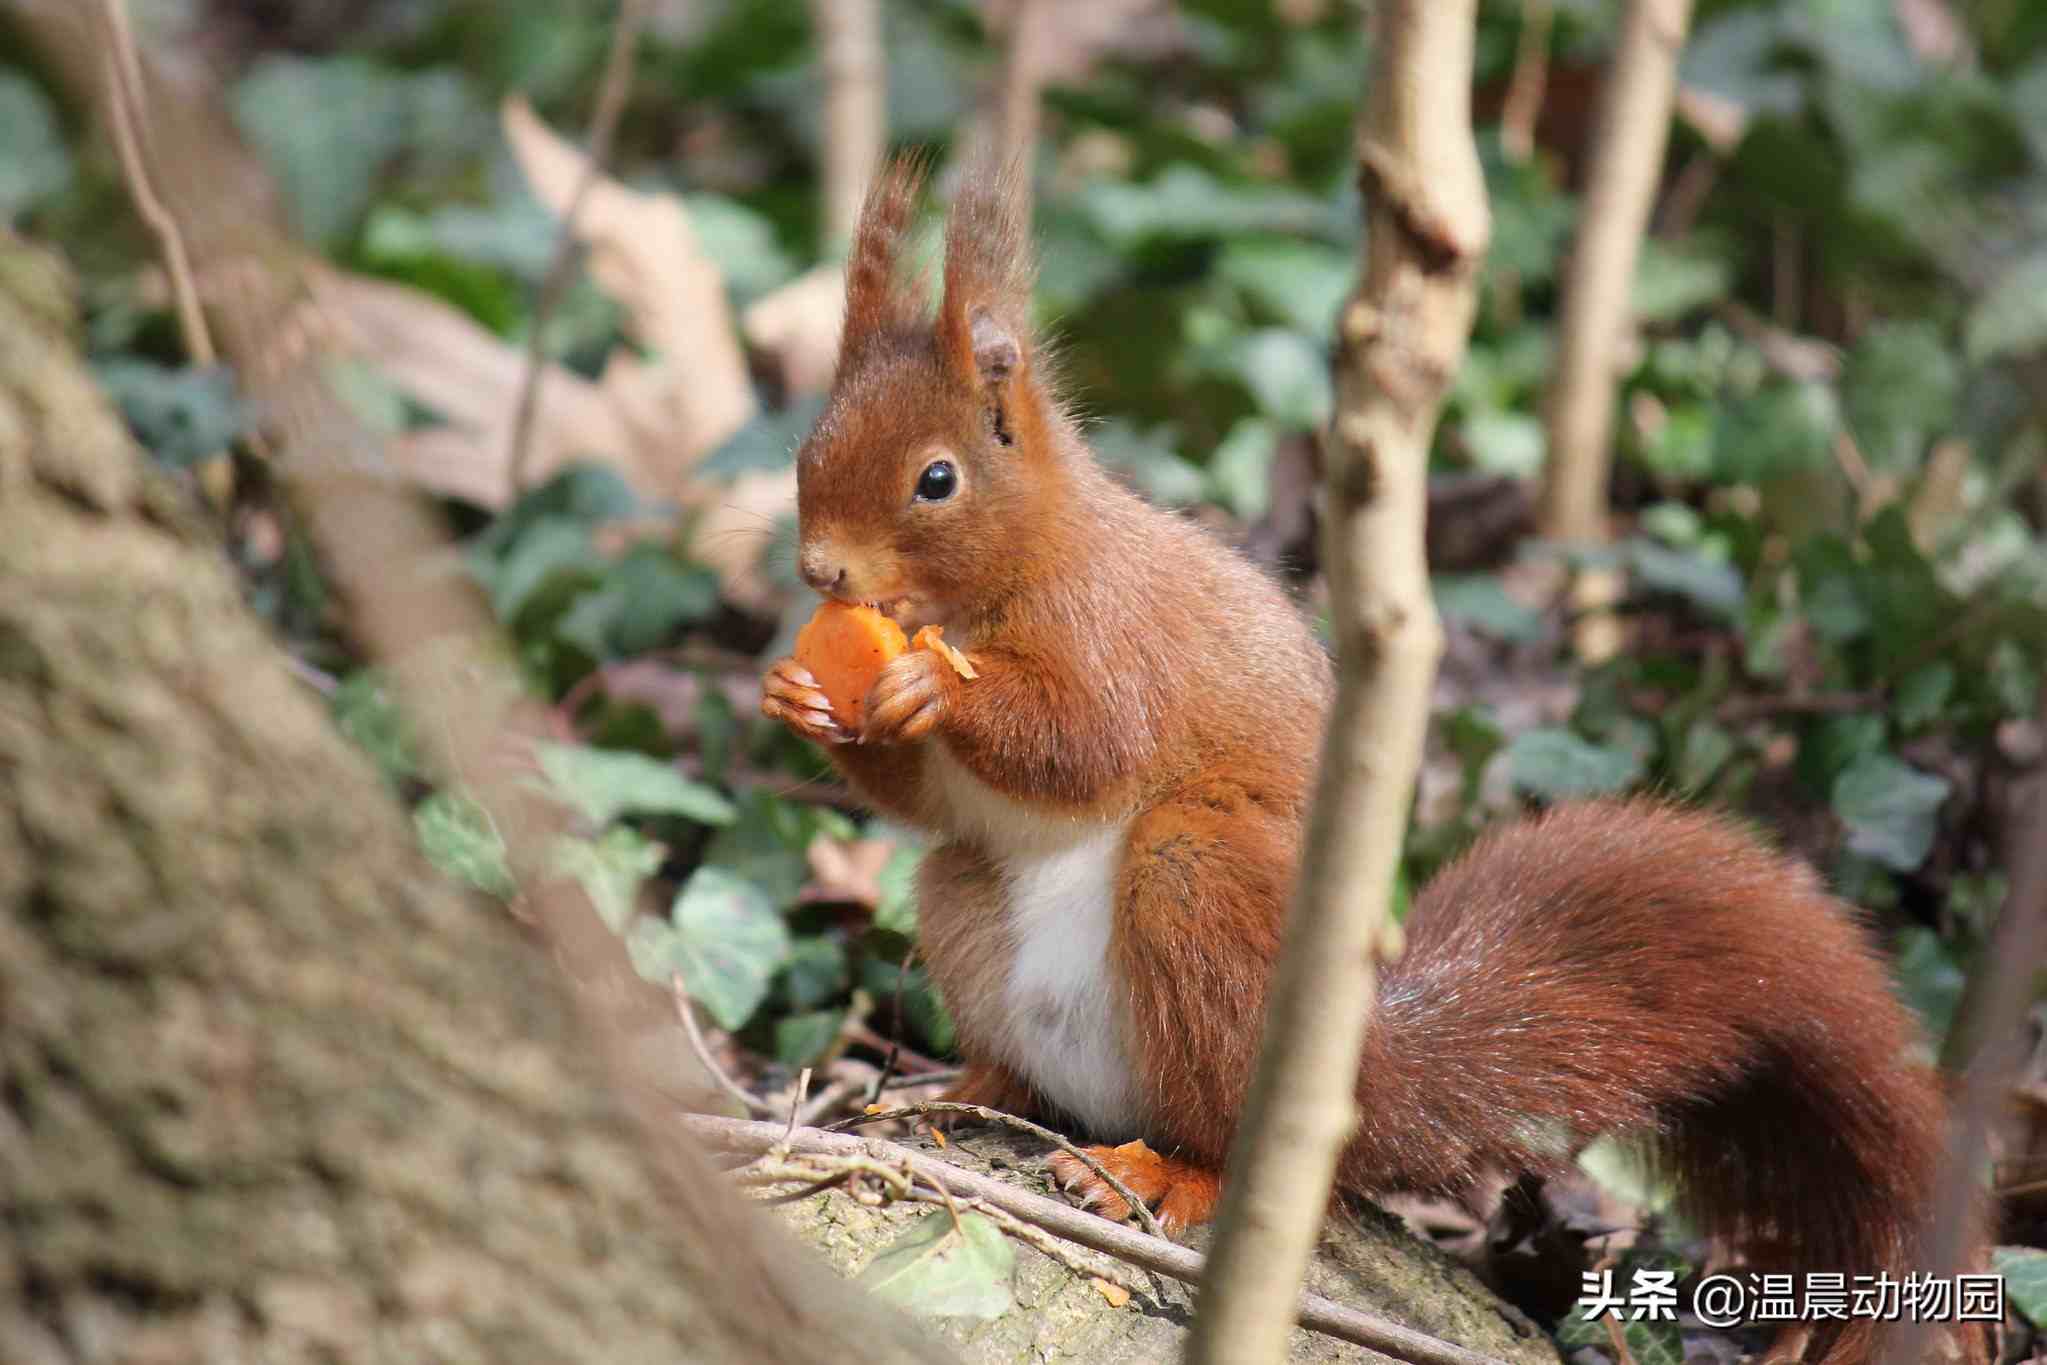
[911,625,978,680]
[792,602,908,728]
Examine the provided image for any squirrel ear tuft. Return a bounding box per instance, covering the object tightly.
[938,162,1036,394]
[840,155,932,366]
[969,309,1020,386]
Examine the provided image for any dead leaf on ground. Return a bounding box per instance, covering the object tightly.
[804,836,896,909]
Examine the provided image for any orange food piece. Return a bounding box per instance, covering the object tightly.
[793,602,907,728]
[911,625,978,679]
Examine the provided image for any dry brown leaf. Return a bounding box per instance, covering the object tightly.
[803,837,896,909]
[742,263,845,397]
[316,271,646,505]
[1089,1277,1132,1308]
[307,98,803,615]
[501,95,755,465]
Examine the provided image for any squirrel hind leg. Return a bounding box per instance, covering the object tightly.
[1048,1140,1223,1237]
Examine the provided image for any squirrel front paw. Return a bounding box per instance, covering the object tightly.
[860,647,955,745]
[760,658,851,746]
[1047,1140,1223,1238]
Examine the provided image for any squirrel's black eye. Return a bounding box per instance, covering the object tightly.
[914,460,958,502]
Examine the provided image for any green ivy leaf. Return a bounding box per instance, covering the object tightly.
[550,827,663,932]
[1832,753,1950,871]
[1892,926,1967,1046]
[92,360,247,468]
[1892,662,1956,733]
[0,72,72,222]
[1842,322,1961,472]
[1966,253,2047,364]
[873,844,925,937]
[1628,539,1744,617]
[414,791,514,899]
[1508,728,1644,800]
[1215,237,1352,337]
[638,867,790,1029]
[1435,575,1544,643]
[775,1009,846,1067]
[1207,418,1277,521]
[1633,238,1734,322]
[331,669,421,784]
[535,743,736,828]
[699,396,825,477]
[1676,723,1737,793]
[1994,1247,2047,1326]
[856,1211,1016,1321]
[782,936,851,1012]
[1463,410,1547,478]
[1224,328,1332,429]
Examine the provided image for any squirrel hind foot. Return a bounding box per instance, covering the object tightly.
[1047,1140,1222,1238]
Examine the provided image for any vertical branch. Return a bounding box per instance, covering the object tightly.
[1879,756,2047,1365]
[97,0,214,369]
[505,0,648,493]
[1534,0,1693,663]
[809,0,886,247]
[1186,4,1489,1363]
[995,0,1049,180]
[1500,0,1554,165]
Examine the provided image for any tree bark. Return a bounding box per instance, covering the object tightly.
[0,234,944,1365]
[1188,4,1489,1363]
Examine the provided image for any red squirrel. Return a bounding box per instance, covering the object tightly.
[760,160,1969,1363]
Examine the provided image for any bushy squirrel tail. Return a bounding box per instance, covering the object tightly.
[1347,800,1978,1364]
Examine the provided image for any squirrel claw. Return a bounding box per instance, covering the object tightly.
[860,649,953,745]
[1046,1140,1222,1239]
[762,658,851,745]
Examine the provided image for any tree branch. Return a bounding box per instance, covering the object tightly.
[1186,5,1488,1363]
[807,0,886,247]
[685,1116,1511,1365]
[506,0,649,492]
[1535,0,1695,663]
[1878,755,2047,1364]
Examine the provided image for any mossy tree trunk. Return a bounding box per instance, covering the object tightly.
[0,236,944,1365]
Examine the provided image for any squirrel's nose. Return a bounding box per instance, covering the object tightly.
[801,556,847,597]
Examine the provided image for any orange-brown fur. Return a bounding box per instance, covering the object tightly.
[760,158,1974,1364]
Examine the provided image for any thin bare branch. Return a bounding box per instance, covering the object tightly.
[1186,6,1488,1362]
[1879,764,2047,1364]
[674,975,776,1117]
[686,1115,1512,1365]
[1536,0,1696,664]
[506,0,650,492]
[827,1100,1167,1238]
[96,1,214,369]
[807,0,886,246]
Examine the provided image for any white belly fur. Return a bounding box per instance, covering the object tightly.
[925,750,1143,1137]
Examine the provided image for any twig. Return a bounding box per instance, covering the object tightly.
[506,0,649,492]
[673,975,775,1117]
[994,0,1049,181]
[844,1019,946,1074]
[739,1144,1145,1295]
[806,0,885,246]
[1536,0,1696,666]
[1714,691,1880,723]
[826,1100,1167,1239]
[1499,0,1554,164]
[784,1066,813,1144]
[687,1115,1511,1365]
[1188,4,1487,1361]
[96,0,214,368]
[1879,763,2047,1363]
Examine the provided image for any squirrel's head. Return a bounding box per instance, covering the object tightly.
[794,157,1068,633]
